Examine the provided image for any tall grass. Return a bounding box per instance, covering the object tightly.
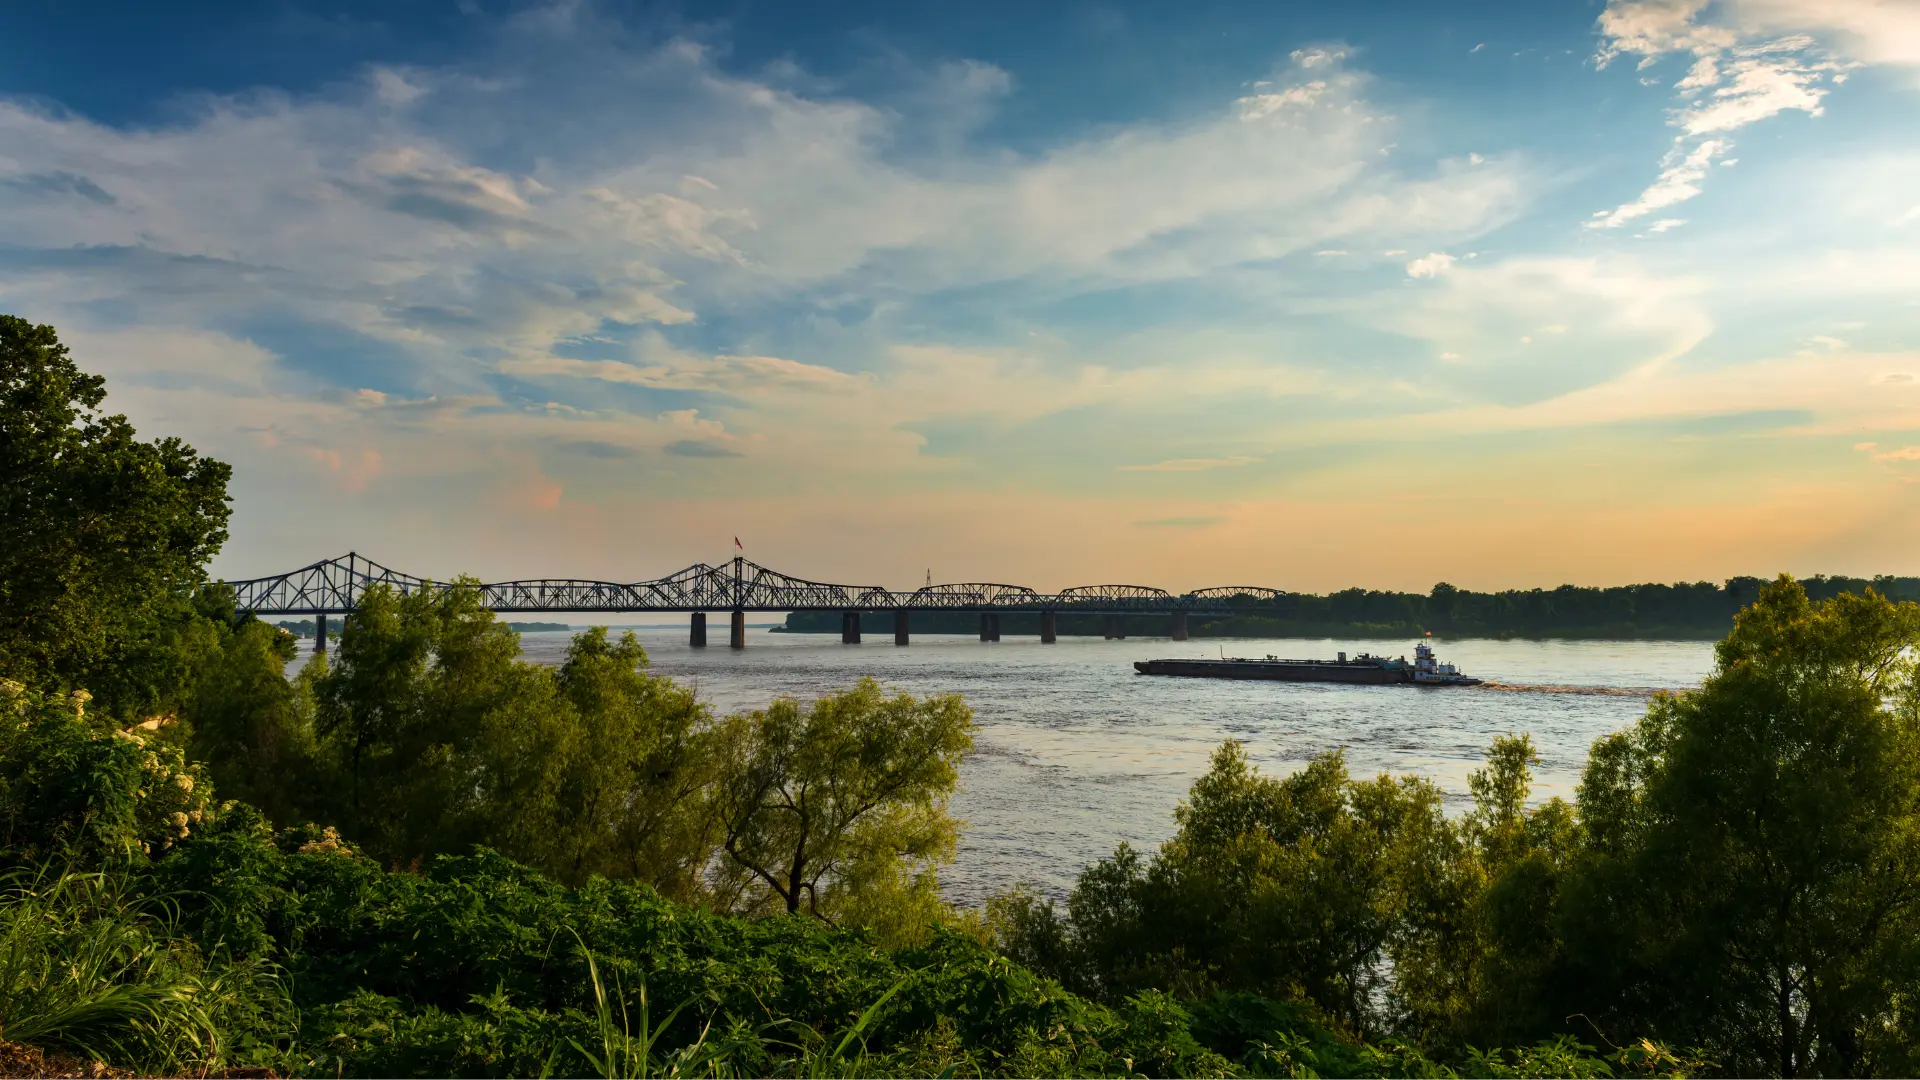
[0,864,291,1074]
[569,930,927,1079]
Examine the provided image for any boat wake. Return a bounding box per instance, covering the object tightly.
[1473,681,1676,698]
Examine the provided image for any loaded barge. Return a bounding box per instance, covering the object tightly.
[1135,640,1482,687]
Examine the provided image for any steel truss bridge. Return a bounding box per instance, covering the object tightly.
[229,553,1290,646]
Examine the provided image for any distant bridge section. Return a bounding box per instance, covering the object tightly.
[228,553,1287,649]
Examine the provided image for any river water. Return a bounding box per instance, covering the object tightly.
[291,629,1715,906]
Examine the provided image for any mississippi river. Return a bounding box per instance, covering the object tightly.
[297,629,1714,905]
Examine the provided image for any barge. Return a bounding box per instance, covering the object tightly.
[1134,640,1481,686]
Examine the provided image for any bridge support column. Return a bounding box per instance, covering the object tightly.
[1171,611,1189,641]
[690,612,707,648]
[730,610,746,649]
[1104,615,1127,640]
[894,609,909,646]
[314,613,328,654]
[1040,610,1057,644]
[841,611,862,644]
[980,613,992,642]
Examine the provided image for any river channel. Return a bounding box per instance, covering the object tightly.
[292,629,1714,906]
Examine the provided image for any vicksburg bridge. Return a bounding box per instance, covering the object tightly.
[229,553,1289,650]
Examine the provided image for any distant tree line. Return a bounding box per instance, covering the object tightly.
[778,575,1920,640]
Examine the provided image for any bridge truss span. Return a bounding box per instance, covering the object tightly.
[225,553,1293,616]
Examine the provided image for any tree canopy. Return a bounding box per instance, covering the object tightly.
[0,315,231,718]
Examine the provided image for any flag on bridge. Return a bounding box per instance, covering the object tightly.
[734,536,743,550]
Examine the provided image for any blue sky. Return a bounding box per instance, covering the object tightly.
[2,0,1917,591]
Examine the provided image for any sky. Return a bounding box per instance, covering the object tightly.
[2,0,1918,594]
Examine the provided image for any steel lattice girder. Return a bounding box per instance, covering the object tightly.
[226,554,1290,615]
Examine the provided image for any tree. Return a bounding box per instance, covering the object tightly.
[474,627,722,897]
[0,315,232,718]
[1563,576,1920,1076]
[182,611,319,829]
[1000,742,1465,1038]
[1392,734,1579,1050]
[710,678,972,941]
[312,580,536,861]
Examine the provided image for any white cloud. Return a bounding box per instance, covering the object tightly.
[1589,138,1730,228]
[1589,0,1877,228]
[0,20,1560,574]
[1726,0,1920,68]
[1290,47,1350,69]
[1406,252,1457,278]
[1236,81,1331,120]
[1369,255,1713,403]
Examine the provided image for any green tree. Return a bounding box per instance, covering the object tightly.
[0,315,232,718]
[1563,576,1920,1075]
[182,612,320,829]
[473,627,721,897]
[1393,734,1579,1050]
[312,581,537,862]
[710,678,972,943]
[1002,742,1464,1039]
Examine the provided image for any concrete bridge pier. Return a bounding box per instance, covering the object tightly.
[689,612,707,648]
[1040,610,1057,644]
[894,609,909,646]
[730,610,746,649]
[1171,611,1189,641]
[314,613,328,654]
[1104,615,1127,640]
[841,611,862,644]
[979,613,1001,642]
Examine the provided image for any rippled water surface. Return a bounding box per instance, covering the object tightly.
[294,628,1714,905]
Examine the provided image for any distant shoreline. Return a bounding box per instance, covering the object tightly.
[768,624,1724,642]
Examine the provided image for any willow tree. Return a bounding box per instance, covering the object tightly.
[710,678,973,946]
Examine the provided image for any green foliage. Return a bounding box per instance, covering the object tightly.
[1000,741,1462,1039]
[525,626,719,896]
[709,678,973,942]
[0,863,293,1075]
[183,615,318,828]
[297,594,973,941]
[1557,577,1920,1075]
[0,315,232,718]
[0,679,214,867]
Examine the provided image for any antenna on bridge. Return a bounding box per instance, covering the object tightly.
[925,568,932,589]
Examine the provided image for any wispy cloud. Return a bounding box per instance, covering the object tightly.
[1118,456,1259,472]
[1589,0,1866,227]
[1134,516,1227,529]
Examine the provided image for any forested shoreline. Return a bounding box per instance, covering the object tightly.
[8,311,1920,1079]
[777,574,1920,640]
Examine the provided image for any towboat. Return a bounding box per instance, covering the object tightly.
[1133,637,1481,686]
